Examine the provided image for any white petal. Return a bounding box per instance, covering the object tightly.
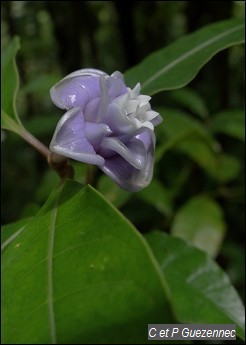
[145,110,160,121]
[125,100,139,114]
[138,95,151,103]
[131,83,141,98]
[114,92,129,107]
[142,122,154,130]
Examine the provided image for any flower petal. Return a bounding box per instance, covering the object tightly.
[108,71,127,99]
[103,102,137,135]
[131,83,141,98]
[84,122,112,151]
[101,156,136,190]
[50,75,102,110]
[83,97,101,122]
[135,127,155,151]
[101,150,154,192]
[63,68,108,79]
[151,113,163,126]
[101,137,147,169]
[50,107,105,165]
[97,76,110,122]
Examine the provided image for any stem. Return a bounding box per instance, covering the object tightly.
[19,128,50,159]
[85,164,97,186]
[48,152,74,180]
[19,127,74,179]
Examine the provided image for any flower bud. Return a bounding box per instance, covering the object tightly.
[50,69,162,191]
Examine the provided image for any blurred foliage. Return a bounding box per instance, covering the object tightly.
[1,0,245,309]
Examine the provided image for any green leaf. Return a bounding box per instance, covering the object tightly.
[171,195,226,257]
[145,231,245,340]
[156,109,240,182]
[1,110,23,135]
[209,110,245,141]
[136,179,173,216]
[21,73,61,95]
[1,36,23,133]
[71,161,87,184]
[1,218,32,250]
[178,135,218,174]
[155,108,219,163]
[177,139,241,182]
[97,174,132,208]
[168,87,208,118]
[24,114,59,138]
[156,108,218,148]
[209,154,241,183]
[125,18,245,95]
[35,170,60,204]
[2,181,173,344]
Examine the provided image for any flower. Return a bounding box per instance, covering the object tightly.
[49,68,162,191]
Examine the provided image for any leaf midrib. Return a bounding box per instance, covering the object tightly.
[142,23,244,89]
[47,183,64,344]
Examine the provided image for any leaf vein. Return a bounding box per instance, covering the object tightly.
[1,226,26,252]
[142,23,244,90]
[47,184,64,344]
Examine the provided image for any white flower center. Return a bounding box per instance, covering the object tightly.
[115,83,159,131]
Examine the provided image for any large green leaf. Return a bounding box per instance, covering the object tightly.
[155,108,218,165]
[2,181,173,344]
[145,231,245,340]
[125,18,244,95]
[168,87,208,119]
[171,195,226,257]
[1,110,23,135]
[1,36,23,134]
[97,174,132,208]
[177,137,241,182]
[155,108,241,182]
[21,73,61,95]
[136,179,173,216]
[211,153,241,182]
[155,108,218,154]
[1,218,32,250]
[209,110,245,141]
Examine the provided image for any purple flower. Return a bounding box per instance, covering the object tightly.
[49,68,162,191]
